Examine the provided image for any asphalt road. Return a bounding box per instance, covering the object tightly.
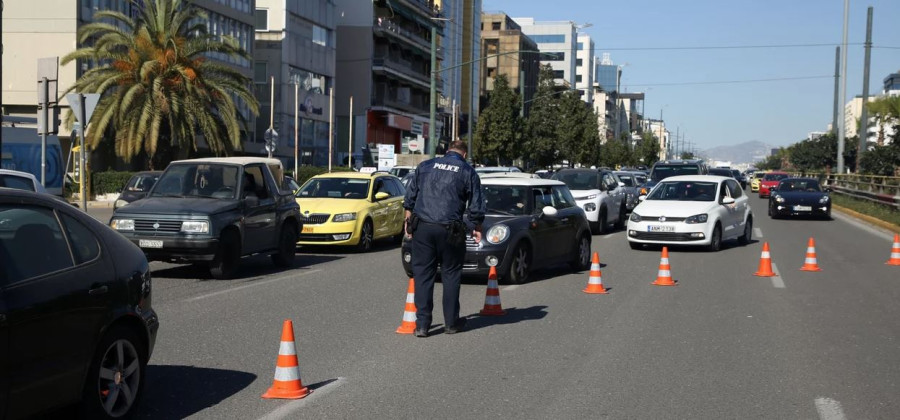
[88,195,900,419]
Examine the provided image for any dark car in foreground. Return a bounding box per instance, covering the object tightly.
[109,157,302,279]
[114,171,162,210]
[0,189,158,419]
[768,177,831,219]
[401,178,592,284]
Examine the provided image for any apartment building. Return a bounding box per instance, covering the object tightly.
[479,12,540,116]
[575,33,594,104]
[511,18,576,89]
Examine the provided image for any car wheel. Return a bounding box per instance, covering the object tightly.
[738,216,752,245]
[210,231,240,279]
[629,241,642,250]
[614,204,627,230]
[706,223,722,252]
[356,219,374,252]
[570,234,591,271]
[81,326,146,419]
[272,224,297,267]
[597,208,609,234]
[507,243,531,284]
[768,203,774,217]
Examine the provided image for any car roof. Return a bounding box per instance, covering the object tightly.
[310,171,394,180]
[659,175,733,182]
[480,178,565,187]
[479,172,541,179]
[132,171,163,176]
[0,168,39,180]
[169,157,283,166]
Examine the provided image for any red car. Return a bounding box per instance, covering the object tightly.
[759,172,789,198]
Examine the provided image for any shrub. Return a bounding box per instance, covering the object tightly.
[92,171,134,196]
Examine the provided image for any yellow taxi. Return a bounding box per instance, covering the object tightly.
[750,171,768,192]
[295,172,405,251]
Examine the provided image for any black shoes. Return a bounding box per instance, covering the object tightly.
[445,318,467,334]
[414,327,428,337]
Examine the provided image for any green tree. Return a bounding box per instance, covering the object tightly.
[474,74,521,165]
[62,0,259,168]
[756,147,787,170]
[599,137,632,168]
[524,65,562,168]
[578,109,602,166]
[636,132,661,166]
[859,144,900,176]
[787,132,857,173]
[868,96,900,146]
[556,90,590,166]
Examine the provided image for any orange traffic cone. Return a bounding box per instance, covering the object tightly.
[262,320,310,399]
[753,242,777,277]
[800,237,822,271]
[480,266,507,316]
[887,234,900,266]
[396,278,417,334]
[651,247,676,286]
[583,252,608,294]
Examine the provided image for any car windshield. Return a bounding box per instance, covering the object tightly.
[483,185,529,216]
[764,173,789,181]
[777,179,821,192]
[297,178,371,199]
[391,167,412,177]
[552,171,601,190]
[151,164,240,199]
[617,174,635,187]
[709,168,732,177]
[634,174,648,184]
[754,173,766,179]
[647,181,719,202]
[125,174,159,193]
[731,170,742,178]
[650,165,700,182]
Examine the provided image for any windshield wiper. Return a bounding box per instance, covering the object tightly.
[152,193,185,198]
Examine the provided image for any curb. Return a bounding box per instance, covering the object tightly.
[833,204,900,234]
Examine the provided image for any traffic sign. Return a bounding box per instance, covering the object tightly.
[408,139,420,152]
[264,128,279,153]
[66,93,100,124]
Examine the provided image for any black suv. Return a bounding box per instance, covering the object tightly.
[638,159,709,196]
[109,158,302,279]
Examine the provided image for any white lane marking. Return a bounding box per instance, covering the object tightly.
[770,263,785,288]
[258,377,346,420]
[753,227,763,238]
[832,211,894,242]
[815,397,847,420]
[185,269,322,302]
[504,285,519,291]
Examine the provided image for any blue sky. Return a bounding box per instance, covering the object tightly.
[483,0,900,151]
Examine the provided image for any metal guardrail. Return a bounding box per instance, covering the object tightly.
[794,172,900,210]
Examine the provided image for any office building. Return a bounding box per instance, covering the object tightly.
[460,0,482,144]
[254,0,336,166]
[479,12,540,116]
[575,33,594,104]
[594,52,620,94]
[511,18,576,88]
[884,71,900,96]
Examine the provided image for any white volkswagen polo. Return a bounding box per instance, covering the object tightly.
[626,175,753,251]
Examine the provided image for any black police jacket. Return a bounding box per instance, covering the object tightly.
[403,151,485,229]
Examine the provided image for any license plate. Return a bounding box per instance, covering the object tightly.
[139,239,163,248]
[793,205,812,211]
[648,225,675,232]
[302,226,315,233]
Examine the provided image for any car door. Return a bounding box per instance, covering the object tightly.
[369,178,392,238]
[385,178,406,235]
[0,203,113,418]
[601,172,622,223]
[530,186,564,262]
[717,180,740,238]
[241,165,278,253]
[725,179,747,237]
[551,186,580,257]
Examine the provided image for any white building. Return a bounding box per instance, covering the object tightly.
[844,95,896,146]
[511,18,577,89]
[575,33,594,104]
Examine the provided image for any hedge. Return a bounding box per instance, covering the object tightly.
[290,166,354,187]
[92,171,134,196]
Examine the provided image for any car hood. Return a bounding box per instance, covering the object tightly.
[633,199,716,217]
[119,191,149,202]
[115,196,240,216]
[569,189,602,200]
[772,191,827,201]
[295,197,369,214]
[760,180,780,186]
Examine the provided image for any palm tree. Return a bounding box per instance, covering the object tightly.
[62,0,259,167]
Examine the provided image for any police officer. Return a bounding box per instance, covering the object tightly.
[403,140,485,337]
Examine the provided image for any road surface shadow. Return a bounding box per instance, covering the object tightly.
[299,239,401,254]
[137,365,256,419]
[451,305,549,333]
[150,254,343,280]
[629,239,759,254]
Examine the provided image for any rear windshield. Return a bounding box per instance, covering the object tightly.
[125,174,159,193]
[650,165,701,181]
[552,171,601,190]
[777,179,821,192]
[708,168,732,177]
[617,174,634,187]
[763,173,789,181]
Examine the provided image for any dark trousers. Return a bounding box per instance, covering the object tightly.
[410,222,464,330]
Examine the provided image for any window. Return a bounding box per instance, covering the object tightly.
[575,75,583,83]
[386,178,405,197]
[242,166,270,200]
[577,42,583,50]
[726,180,742,198]
[60,213,100,265]
[254,8,268,31]
[0,174,36,191]
[492,22,501,30]
[312,25,328,47]
[602,173,617,191]
[552,186,575,209]
[552,70,565,79]
[530,34,566,43]
[544,52,565,61]
[0,205,74,284]
[576,58,583,67]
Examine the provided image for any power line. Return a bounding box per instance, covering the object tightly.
[625,75,833,87]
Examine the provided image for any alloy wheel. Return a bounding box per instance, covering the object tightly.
[96,339,141,417]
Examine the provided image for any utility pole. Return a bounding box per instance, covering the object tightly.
[837,0,849,174]
[294,82,298,176]
[832,46,840,135]
[428,25,437,158]
[348,96,353,169]
[858,6,874,171]
[328,87,334,172]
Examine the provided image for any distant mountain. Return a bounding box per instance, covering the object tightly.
[700,141,776,166]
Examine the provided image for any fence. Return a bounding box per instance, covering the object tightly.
[794,172,900,210]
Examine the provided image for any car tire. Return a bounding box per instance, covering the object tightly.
[356,219,374,252]
[597,208,609,234]
[210,231,241,279]
[629,241,642,250]
[80,325,147,420]
[738,216,752,246]
[570,234,591,271]
[272,224,297,267]
[589,221,600,235]
[706,223,722,252]
[507,243,531,284]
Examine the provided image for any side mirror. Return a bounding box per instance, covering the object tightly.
[638,195,647,202]
[722,196,735,205]
[618,182,625,188]
[541,206,558,218]
[244,195,260,208]
[375,192,390,201]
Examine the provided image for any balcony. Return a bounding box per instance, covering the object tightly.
[373,84,428,115]
[373,18,435,55]
[373,56,438,89]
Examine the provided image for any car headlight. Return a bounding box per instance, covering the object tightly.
[181,221,209,233]
[819,196,830,204]
[630,213,642,222]
[486,224,510,245]
[684,213,708,224]
[585,194,598,200]
[332,212,358,222]
[584,202,596,212]
[114,199,129,209]
[110,219,135,231]
[774,195,785,203]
